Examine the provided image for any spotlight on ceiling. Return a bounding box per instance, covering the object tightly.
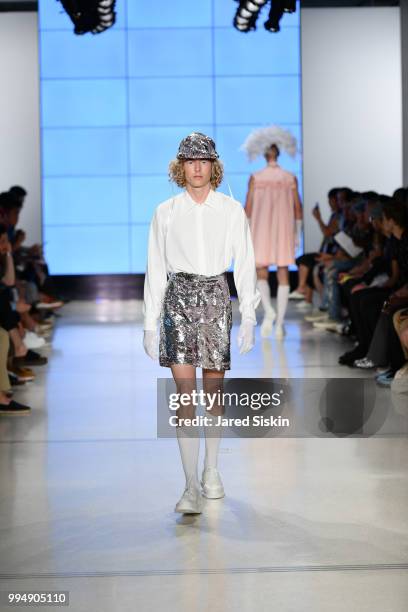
[233,0,297,33]
[58,0,117,35]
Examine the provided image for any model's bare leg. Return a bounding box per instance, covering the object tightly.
[20,312,38,332]
[9,328,28,358]
[313,266,324,303]
[292,264,309,294]
[276,266,290,336]
[170,364,201,492]
[256,266,276,337]
[304,286,313,304]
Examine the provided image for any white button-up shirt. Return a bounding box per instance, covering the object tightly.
[143,188,261,331]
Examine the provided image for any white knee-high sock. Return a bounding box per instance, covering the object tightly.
[276,284,290,326]
[257,279,276,318]
[176,426,200,489]
[203,413,222,470]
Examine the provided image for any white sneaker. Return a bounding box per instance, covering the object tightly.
[295,301,313,311]
[174,485,203,514]
[36,300,64,310]
[305,312,329,323]
[35,322,54,333]
[23,331,47,349]
[274,324,286,339]
[312,318,340,331]
[201,467,225,499]
[375,366,391,375]
[354,357,375,369]
[288,290,305,300]
[260,312,276,337]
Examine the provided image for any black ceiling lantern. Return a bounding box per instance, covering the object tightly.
[233,0,297,33]
[58,0,116,35]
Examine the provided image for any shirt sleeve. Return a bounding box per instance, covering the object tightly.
[232,203,261,325]
[143,209,168,331]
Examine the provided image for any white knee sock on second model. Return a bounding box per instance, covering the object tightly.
[276,284,290,326]
[257,279,276,318]
[203,413,222,470]
[176,425,200,489]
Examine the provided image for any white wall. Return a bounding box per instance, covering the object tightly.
[0,12,41,244]
[301,7,403,252]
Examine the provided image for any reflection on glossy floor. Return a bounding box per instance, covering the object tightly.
[0,299,407,612]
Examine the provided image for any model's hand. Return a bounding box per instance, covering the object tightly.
[237,320,255,354]
[143,330,158,360]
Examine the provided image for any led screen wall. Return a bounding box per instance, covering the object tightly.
[39,1,301,274]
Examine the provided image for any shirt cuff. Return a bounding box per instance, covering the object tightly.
[143,316,159,331]
[239,293,261,325]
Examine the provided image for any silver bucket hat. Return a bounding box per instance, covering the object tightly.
[176,132,219,160]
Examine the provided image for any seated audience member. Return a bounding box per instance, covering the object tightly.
[6,187,64,309]
[0,326,31,414]
[337,202,400,364]
[0,224,48,378]
[312,224,367,331]
[289,188,342,303]
[352,200,408,383]
[0,185,64,418]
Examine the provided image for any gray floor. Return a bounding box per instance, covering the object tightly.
[0,299,407,612]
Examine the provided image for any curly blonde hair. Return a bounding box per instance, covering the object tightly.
[168,159,224,189]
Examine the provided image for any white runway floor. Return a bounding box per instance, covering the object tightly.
[0,299,407,611]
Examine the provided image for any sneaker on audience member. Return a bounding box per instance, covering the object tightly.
[295,301,313,311]
[376,371,394,387]
[24,331,47,349]
[13,350,48,367]
[338,346,366,366]
[36,300,64,310]
[8,366,35,382]
[375,366,391,376]
[8,372,26,387]
[375,367,393,380]
[36,322,54,334]
[0,400,31,415]
[288,290,305,300]
[354,357,375,369]
[305,312,329,323]
[312,318,339,330]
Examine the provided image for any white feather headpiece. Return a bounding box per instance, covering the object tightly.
[240,125,298,161]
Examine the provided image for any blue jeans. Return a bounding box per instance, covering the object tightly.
[325,257,362,321]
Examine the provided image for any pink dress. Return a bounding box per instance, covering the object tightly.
[249,161,296,267]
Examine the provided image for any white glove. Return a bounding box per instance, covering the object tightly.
[237,320,255,355]
[295,219,303,250]
[143,330,158,360]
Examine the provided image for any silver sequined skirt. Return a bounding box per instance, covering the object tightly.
[159,271,232,371]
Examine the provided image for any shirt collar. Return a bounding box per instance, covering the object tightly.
[184,188,218,209]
